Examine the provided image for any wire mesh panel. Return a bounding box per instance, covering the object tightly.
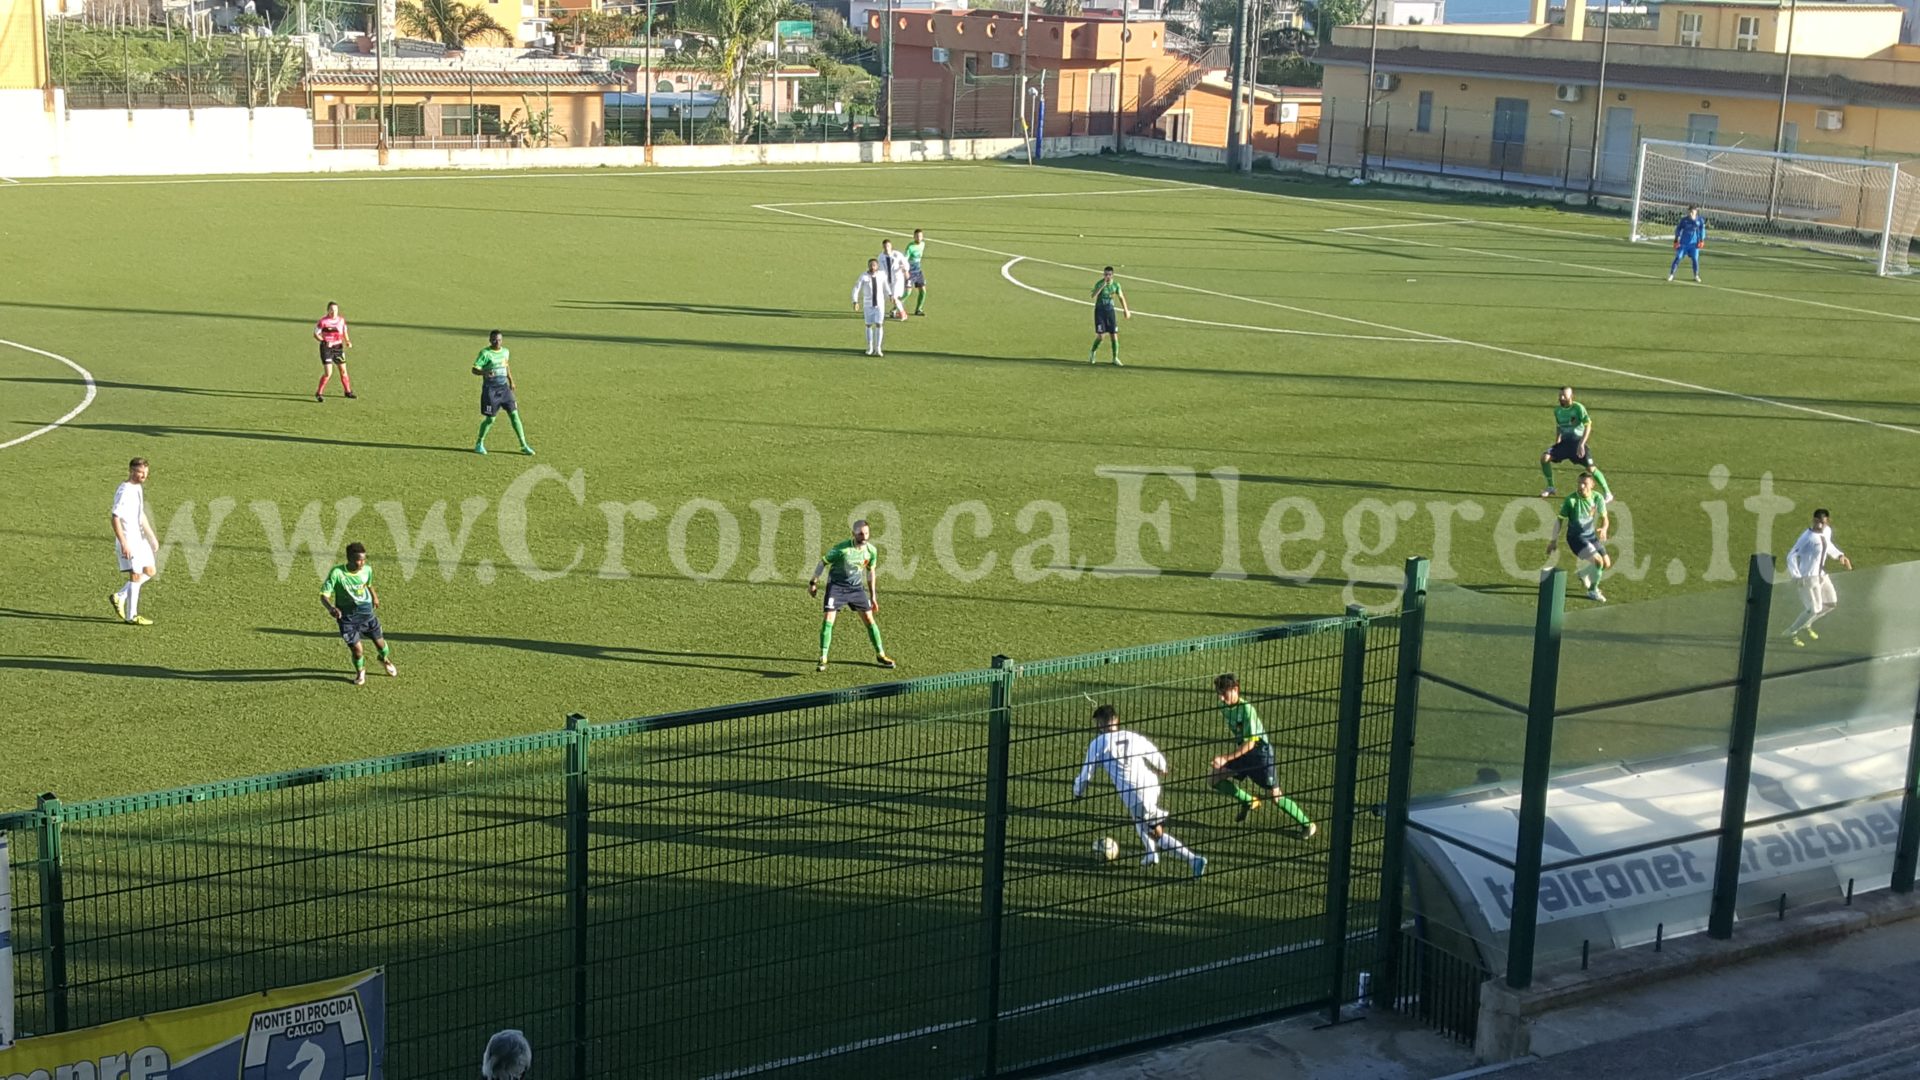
[992,618,1378,1072]
[583,674,1000,1080]
[2,813,49,1040]
[50,737,573,1080]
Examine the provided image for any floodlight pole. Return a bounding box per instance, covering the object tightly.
[1224,0,1249,170]
[1018,0,1029,138]
[644,0,654,150]
[1360,0,1380,180]
[1767,0,1799,219]
[374,0,388,158]
[1114,17,1127,154]
[1584,0,1611,200]
[883,0,895,151]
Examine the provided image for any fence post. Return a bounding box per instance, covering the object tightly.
[1439,106,1448,174]
[1892,659,1920,893]
[1505,569,1566,990]
[35,793,69,1032]
[979,656,1015,1076]
[1323,606,1369,1025]
[564,714,591,1080]
[1709,555,1774,936]
[1372,557,1430,1008]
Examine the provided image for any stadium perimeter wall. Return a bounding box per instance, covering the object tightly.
[0,91,1111,178]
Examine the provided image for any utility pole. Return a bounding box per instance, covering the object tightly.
[1360,0,1381,179]
[1585,0,1612,199]
[1767,0,1800,218]
[1224,0,1249,170]
[883,0,895,150]
[645,0,655,149]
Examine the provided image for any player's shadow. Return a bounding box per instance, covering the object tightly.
[0,375,300,401]
[257,627,807,678]
[559,299,845,320]
[0,607,123,625]
[63,421,474,455]
[0,655,340,682]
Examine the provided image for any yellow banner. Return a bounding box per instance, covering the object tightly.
[0,968,383,1080]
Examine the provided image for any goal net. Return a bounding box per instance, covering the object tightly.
[1629,138,1920,275]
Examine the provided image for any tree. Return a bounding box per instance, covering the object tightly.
[1300,0,1367,46]
[675,0,783,133]
[394,0,513,48]
[1041,0,1082,14]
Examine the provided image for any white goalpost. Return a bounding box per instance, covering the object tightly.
[1628,138,1920,275]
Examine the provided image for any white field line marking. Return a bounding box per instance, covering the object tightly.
[759,200,1920,437]
[1126,172,1920,321]
[0,339,97,451]
[761,186,1194,209]
[998,257,1435,344]
[0,162,987,189]
[1325,219,1472,233]
[699,932,1346,1080]
[0,176,19,185]
[1337,224,1920,325]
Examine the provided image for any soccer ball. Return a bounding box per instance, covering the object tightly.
[1092,836,1120,862]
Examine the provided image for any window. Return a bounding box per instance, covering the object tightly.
[1088,71,1116,112]
[1416,89,1433,133]
[1780,120,1799,154]
[1735,15,1760,50]
[964,54,978,83]
[387,105,425,136]
[442,104,503,136]
[353,105,376,121]
[1677,11,1702,46]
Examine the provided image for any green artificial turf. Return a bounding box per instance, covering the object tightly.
[1,155,1916,810]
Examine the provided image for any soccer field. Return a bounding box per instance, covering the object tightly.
[2,156,1917,806]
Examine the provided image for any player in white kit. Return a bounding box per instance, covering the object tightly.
[851,257,896,356]
[109,457,159,626]
[1784,508,1852,647]
[1073,704,1206,876]
[879,239,910,320]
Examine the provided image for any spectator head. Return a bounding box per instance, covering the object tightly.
[481,1030,531,1080]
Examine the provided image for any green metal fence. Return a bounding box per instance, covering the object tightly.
[2,584,1418,1079]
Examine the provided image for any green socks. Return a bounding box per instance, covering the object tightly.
[1275,796,1312,827]
[913,289,925,314]
[1109,339,1119,361]
[476,416,495,446]
[1088,338,1102,361]
[867,622,885,655]
[1212,779,1253,804]
[508,410,529,447]
[819,621,833,656]
[1590,466,1612,500]
[377,644,391,661]
[1540,461,1555,486]
[353,655,366,671]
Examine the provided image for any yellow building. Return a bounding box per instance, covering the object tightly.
[307,68,623,148]
[1315,1,1920,190]
[0,0,49,92]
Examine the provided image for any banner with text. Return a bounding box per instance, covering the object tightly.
[0,967,383,1079]
[2,833,11,1051]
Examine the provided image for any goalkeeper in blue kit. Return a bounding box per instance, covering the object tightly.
[1669,206,1707,283]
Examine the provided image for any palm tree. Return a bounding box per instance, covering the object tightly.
[675,0,783,134]
[1041,0,1083,14]
[395,0,514,49]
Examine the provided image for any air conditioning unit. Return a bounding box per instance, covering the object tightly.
[1555,83,1583,103]
[1371,72,1398,92]
[1815,108,1844,130]
[931,46,951,62]
[991,52,1010,69]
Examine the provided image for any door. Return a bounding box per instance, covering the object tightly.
[1685,112,1718,147]
[1492,97,1529,174]
[1600,105,1635,187]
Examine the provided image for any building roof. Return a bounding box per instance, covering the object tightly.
[1315,44,1920,109]
[307,70,627,88]
[1194,74,1323,101]
[1654,1,1903,9]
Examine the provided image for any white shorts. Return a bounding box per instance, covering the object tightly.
[1798,574,1836,611]
[862,306,887,326]
[1121,784,1168,828]
[888,276,907,301]
[117,538,156,575]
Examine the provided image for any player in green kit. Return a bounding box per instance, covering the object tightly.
[472,330,534,456]
[1087,266,1131,365]
[905,228,929,316]
[1539,386,1611,502]
[1547,471,1613,602]
[807,519,896,672]
[1209,673,1316,837]
[321,541,397,686]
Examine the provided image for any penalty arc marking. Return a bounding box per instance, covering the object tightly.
[0,338,97,451]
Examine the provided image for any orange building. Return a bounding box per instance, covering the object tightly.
[1155,76,1322,158]
[866,9,1216,141]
